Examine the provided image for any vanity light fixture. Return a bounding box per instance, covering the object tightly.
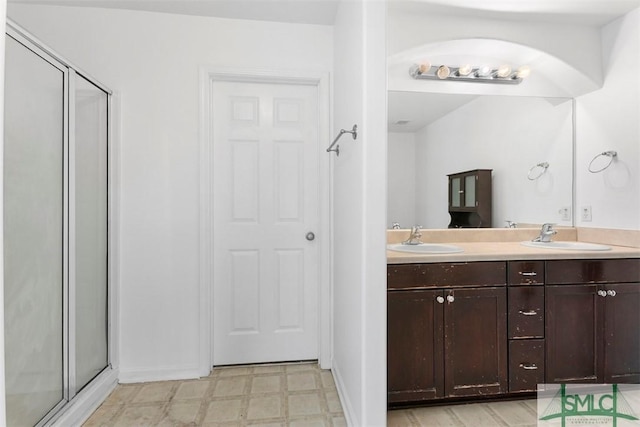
[516,65,531,79]
[495,64,512,78]
[457,64,472,76]
[436,65,450,79]
[475,65,492,77]
[409,62,530,85]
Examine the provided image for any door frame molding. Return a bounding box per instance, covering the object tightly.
[198,66,332,374]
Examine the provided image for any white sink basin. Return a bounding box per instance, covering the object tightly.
[387,243,464,254]
[520,241,611,251]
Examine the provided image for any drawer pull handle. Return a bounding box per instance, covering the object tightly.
[607,290,617,297]
[518,310,537,316]
[519,272,537,277]
[519,363,538,370]
[436,296,445,304]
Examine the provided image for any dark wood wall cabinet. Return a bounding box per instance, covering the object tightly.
[388,258,640,406]
[447,169,492,228]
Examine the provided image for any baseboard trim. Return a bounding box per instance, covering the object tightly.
[118,365,203,384]
[331,359,357,427]
[50,367,119,426]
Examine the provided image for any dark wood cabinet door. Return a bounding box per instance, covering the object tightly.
[387,290,444,403]
[444,287,507,397]
[546,284,602,383]
[603,283,640,383]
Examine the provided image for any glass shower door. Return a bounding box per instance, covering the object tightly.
[74,74,109,392]
[4,35,66,426]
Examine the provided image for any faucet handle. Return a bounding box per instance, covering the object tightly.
[541,223,556,232]
[392,222,400,230]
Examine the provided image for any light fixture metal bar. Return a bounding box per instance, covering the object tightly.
[410,65,524,85]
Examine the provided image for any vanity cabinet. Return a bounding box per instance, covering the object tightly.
[447,169,492,228]
[545,259,640,384]
[388,257,640,406]
[387,262,508,404]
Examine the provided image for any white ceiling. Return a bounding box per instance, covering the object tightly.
[8,0,341,25]
[388,92,478,133]
[388,0,640,26]
[10,0,640,26]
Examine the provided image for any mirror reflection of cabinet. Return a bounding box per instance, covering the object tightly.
[448,169,492,228]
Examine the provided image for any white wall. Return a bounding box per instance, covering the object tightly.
[8,4,333,381]
[0,0,8,424]
[332,0,387,425]
[575,8,640,230]
[387,132,416,228]
[412,96,573,229]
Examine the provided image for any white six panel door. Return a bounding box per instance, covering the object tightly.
[212,80,319,365]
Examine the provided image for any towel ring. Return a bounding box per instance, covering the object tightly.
[588,151,617,173]
[527,162,549,181]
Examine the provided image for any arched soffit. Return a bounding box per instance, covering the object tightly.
[388,38,601,98]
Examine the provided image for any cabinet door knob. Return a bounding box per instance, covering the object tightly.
[597,290,607,297]
[607,290,617,297]
[436,296,445,304]
[446,295,455,303]
[519,363,538,370]
[518,310,537,316]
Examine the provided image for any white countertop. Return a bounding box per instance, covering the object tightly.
[387,241,640,264]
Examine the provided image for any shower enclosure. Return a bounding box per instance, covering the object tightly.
[4,22,111,426]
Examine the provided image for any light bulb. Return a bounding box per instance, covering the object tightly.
[457,64,472,76]
[496,64,512,78]
[436,65,450,79]
[418,62,431,74]
[475,65,491,77]
[516,65,531,79]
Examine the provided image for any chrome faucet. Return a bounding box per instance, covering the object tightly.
[533,223,557,242]
[505,220,518,229]
[402,225,423,245]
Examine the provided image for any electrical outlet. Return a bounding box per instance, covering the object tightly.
[581,206,592,222]
[559,207,571,221]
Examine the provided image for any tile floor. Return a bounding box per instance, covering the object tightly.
[388,399,539,427]
[83,362,346,426]
[85,361,540,426]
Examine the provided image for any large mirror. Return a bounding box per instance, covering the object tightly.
[387,92,574,229]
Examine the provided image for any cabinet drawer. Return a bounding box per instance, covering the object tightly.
[509,339,544,392]
[388,262,506,290]
[387,264,422,289]
[508,261,544,285]
[508,287,544,339]
[546,259,640,284]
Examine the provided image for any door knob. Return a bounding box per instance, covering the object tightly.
[446,295,455,303]
[305,232,315,241]
[436,296,445,304]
